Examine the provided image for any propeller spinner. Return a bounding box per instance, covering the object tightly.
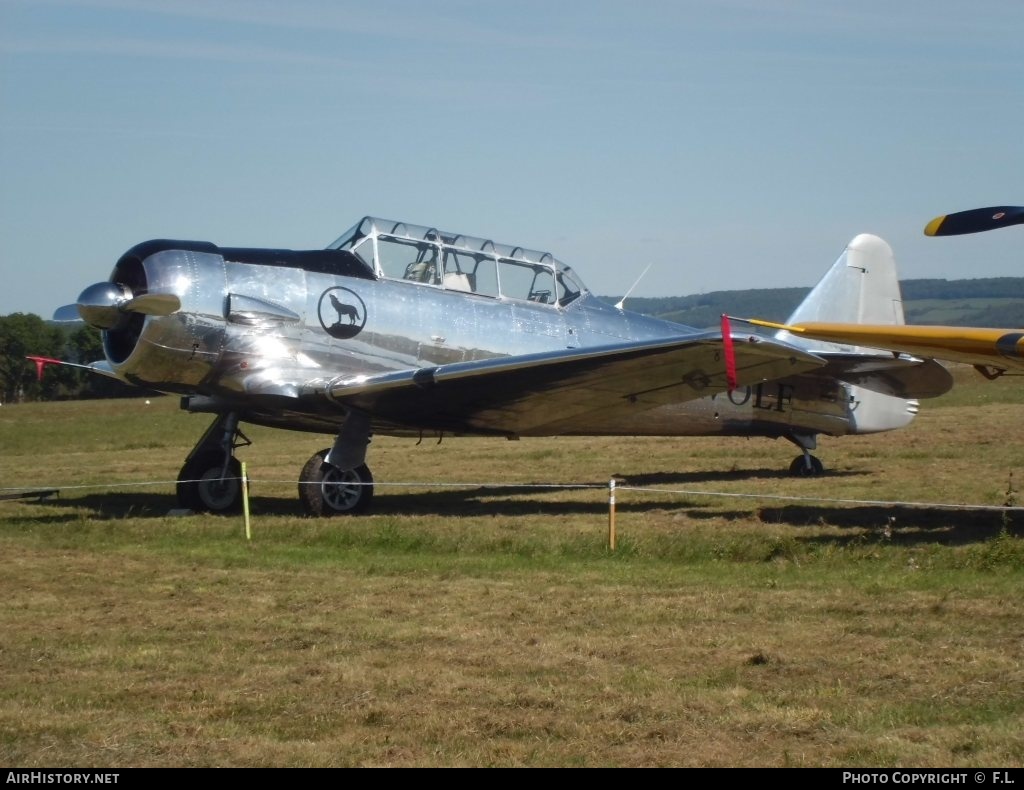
[62,281,181,329]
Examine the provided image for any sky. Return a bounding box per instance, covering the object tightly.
[2,0,1023,318]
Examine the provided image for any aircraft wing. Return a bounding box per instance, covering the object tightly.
[783,323,1024,375]
[307,334,824,436]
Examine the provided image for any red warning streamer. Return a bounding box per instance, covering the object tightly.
[26,356,63,382]
[720,315,738,392]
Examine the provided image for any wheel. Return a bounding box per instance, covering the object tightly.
[298,449,374,516]
[788,454,824,477]
[176,452,243,513]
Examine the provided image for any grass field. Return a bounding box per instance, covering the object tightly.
[1,368,1023,767]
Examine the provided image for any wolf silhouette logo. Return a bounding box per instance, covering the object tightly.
[329,293,360,325]
[318,287,367,339]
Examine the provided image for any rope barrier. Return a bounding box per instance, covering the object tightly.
[1,478,1022,513]
[615,485,1024,513]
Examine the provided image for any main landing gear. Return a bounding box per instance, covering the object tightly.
[786,432,825,477]
[297,449,374,516]
[176,413,249,513]
[176,411,374,516]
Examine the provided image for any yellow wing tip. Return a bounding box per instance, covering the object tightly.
[923,215,946,236]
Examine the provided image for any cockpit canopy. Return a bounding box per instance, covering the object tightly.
[328,217,588,307]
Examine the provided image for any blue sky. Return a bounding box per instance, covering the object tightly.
[2,0,1022,317]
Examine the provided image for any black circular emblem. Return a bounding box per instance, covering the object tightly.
[318,287,367,339]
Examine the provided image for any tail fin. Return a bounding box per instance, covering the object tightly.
[776,234,904,353]
[770,234,948,434]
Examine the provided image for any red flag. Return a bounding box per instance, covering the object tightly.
[720,315,737,392]
[26,356,63,382]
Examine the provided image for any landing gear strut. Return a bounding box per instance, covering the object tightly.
[786,432,825,477]
[177,407,375,515]
[176,412,250,513]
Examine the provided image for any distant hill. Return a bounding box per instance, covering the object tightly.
[608,277,1024,329]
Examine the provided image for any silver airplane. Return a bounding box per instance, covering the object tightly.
[54,217,952,515]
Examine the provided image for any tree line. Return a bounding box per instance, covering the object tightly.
[0,313,141,403]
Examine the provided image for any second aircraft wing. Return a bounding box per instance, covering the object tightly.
[777,323,1024,376]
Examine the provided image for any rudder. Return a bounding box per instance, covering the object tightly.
[776,233,905,353]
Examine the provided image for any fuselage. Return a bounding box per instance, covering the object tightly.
[59,218,940,515]
[98,235,915,442]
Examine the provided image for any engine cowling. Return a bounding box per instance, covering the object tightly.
[76,240,229,393]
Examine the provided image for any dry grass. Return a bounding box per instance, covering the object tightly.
[0,367,1022,767]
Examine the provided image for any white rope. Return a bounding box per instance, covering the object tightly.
[1,478,1021,512]
[615,485,1024,513]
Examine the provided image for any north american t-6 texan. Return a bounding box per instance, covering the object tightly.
[50,217,952,516]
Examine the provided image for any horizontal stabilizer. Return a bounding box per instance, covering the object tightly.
[813,355,954,399]
[732,317,957,397]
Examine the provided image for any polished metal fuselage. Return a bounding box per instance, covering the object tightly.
[106,247,913,440]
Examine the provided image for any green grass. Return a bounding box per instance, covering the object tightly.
[1,371,1023,767]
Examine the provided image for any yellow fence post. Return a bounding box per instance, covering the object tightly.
[608,477,617,551]
[242,461,251,541]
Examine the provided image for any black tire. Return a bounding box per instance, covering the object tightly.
[176,452,243,513]
[788,454,824,477]
[298,449,374,516]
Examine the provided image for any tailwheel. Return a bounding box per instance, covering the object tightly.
[176,452,243,513]
[788,454,824,477]
[298,448,374,516]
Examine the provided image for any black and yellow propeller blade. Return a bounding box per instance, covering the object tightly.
[924,205,1024,236]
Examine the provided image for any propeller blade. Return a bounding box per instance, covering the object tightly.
[924,206,1024,236]
[53,304,83,322]
[124,292,181,316]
